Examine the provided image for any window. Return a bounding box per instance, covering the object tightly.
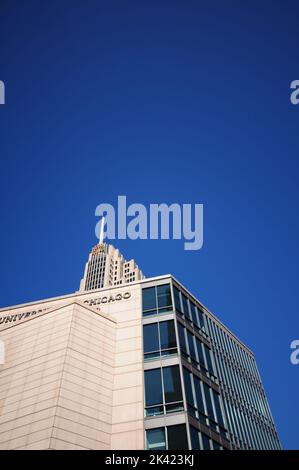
[173,286,206,333]
[197,307,205,331]
[144,369,163,408]
[143,323,159,360]
[190,302,197,325]
[142,287,156,315]
[173,286,182,313]
[146,425,188,450]
[163,366,183,413]
[178,323,188,356]
[187,331,197,363]
[178,323,212,377]
[182,294,191,321]
[159,321,176,355]
[190,426,223,450]
[183,368,196,417]
[167,424,188,450]
[142,284,172,316]
[183,366,226,434]
[144,366,184,416]
[202,433,211,450]
[212,390,226,430]
[193,375,206,418]
[146,428,166,450]
[195,337,206,370]
[190,426,200,450]
[203,382,217,431]
[183,367,207,424]
[143,321,177,361]
[157,284,172,311]
[204,344,215,377]
[212,441,222,450]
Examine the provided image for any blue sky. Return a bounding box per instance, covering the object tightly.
[0,0,298,449]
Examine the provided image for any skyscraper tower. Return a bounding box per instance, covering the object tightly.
[79,241,144,291]
[79,220,144,291]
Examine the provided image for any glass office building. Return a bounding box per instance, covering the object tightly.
[142,277,281,450]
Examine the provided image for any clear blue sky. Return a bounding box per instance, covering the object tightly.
[0,0,298,449]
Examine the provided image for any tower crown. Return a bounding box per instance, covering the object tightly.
[79,241,144,292]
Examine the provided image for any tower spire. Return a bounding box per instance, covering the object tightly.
[99,216,105,244]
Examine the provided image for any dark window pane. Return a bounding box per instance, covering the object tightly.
[190,426,200,450]
[178,323,188,354]
[204,345,215,375]
[145,406,163,417]
[161,349,177,358]
[173,286,182,313]
[182,294,191,319]
[163,366,182,403]
[143,310,157,317]
[197,307,205,330]
[187,331,197,362]
[203,383,216,421]
[202,433,211,450]
[165,402,184,413]
[157,284,172,309]
[144,369,162,406]
[194,376,205,415]
[146,428,166,450]
[167,424,188,450]
[144,352,160,360]
[190,302,197,325]
[213,390,225,428]
[196,338,206,368]
[183,368,194,406]
[143,324,159,353]
[212,440,221,450]
[142,287,156,312]
[159,321,176,350]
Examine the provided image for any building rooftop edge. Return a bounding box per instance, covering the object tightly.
[0,273,253,356]
[0,274,172,312]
